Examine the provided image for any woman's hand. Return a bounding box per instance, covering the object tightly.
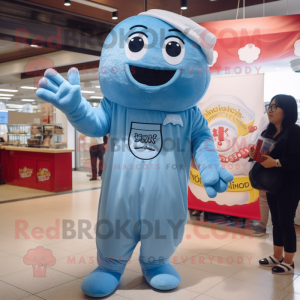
[261,155,276,168]
[249,145,255,160]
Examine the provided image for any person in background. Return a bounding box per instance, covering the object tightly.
[103,134,108,151]
[89,136,105,181]
[252,108,270,237]
[191,209,202,217]
[249,94,300,274]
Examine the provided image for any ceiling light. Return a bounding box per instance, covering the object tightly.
[0,94,14,97]
[112,11,118,19]
[30,44,43,48]
[7,109,16,111]
[22,99,35,102]
[64,0,71,6]
[7,104,23,108]
[0,97,11,100]
[0,89,18,92]
[181,0,187,10]
[90,96,103,99]
[95,86,100,88]
[276,68,280,70]
[81,90,95,94]
[20,86,37,90]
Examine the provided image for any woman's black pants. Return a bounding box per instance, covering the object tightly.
[267,187,299,253]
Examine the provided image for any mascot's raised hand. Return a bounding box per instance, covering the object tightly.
[37,67,110,137]
[37,9,233,298]
[37,68,82,114]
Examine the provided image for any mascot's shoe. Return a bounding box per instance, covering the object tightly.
[81,267,123,297]
[142,263,181,290]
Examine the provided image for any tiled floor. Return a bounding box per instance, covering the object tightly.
[0,171,101,202]
[0,189,300,300]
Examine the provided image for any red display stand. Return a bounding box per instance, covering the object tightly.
[0,147,73,192]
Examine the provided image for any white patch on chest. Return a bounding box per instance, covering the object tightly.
[163,114,183,127]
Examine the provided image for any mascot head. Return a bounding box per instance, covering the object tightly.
[99,9,216,112]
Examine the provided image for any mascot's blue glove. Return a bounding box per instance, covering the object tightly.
[37,68,84,115]
[36,68,111,137]
[192,111,234,198]
[200,165,234,198]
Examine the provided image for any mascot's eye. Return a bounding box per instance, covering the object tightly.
[129,36,144,52]
[162,37,185,65]
[125,33,148,61]
[166,41,181,57]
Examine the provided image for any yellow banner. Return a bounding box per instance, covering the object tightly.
[202,105,255,137]
[189,167,259,204]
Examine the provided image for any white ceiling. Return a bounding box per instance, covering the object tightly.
[0,71,101,111]
[0,67,103,114]
[0,50,101,111]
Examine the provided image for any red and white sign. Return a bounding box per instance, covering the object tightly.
[19,167,33,179]
[37,168,51,182]
[189,74,264,220]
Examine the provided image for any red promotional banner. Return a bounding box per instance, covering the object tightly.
[200,14,300,75]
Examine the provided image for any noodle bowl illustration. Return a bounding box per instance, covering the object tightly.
[190,94,259,206]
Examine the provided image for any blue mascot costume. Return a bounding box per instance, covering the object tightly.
[37,9,234,297]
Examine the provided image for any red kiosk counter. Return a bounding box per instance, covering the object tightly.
[0,145,74,192]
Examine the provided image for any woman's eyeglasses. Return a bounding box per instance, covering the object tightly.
[265,104,278,112]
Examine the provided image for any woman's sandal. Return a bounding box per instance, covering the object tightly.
[272,262,295,275]
[259,255,283,267]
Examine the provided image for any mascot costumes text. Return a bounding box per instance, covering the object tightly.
[36,9,234,298]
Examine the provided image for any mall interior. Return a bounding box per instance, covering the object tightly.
[1,0,300,299]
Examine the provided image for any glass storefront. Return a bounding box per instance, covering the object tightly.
[75,129,93,174]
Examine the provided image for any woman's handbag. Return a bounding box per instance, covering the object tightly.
[249,128,290,194]
[249,163,284,194]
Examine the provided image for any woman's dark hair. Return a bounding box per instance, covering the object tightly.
[265,94,298,136]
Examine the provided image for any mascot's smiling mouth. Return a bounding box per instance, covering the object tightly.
[129,65,176,86]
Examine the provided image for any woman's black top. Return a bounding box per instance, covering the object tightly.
[262,124,300,180]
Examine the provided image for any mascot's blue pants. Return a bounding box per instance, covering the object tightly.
[95,100,199,272]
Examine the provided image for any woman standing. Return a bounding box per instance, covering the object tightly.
[249,94,300,274]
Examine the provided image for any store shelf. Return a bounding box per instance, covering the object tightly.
[31,133,64,136]
[27,123,65,149]
[7,125,31,145]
